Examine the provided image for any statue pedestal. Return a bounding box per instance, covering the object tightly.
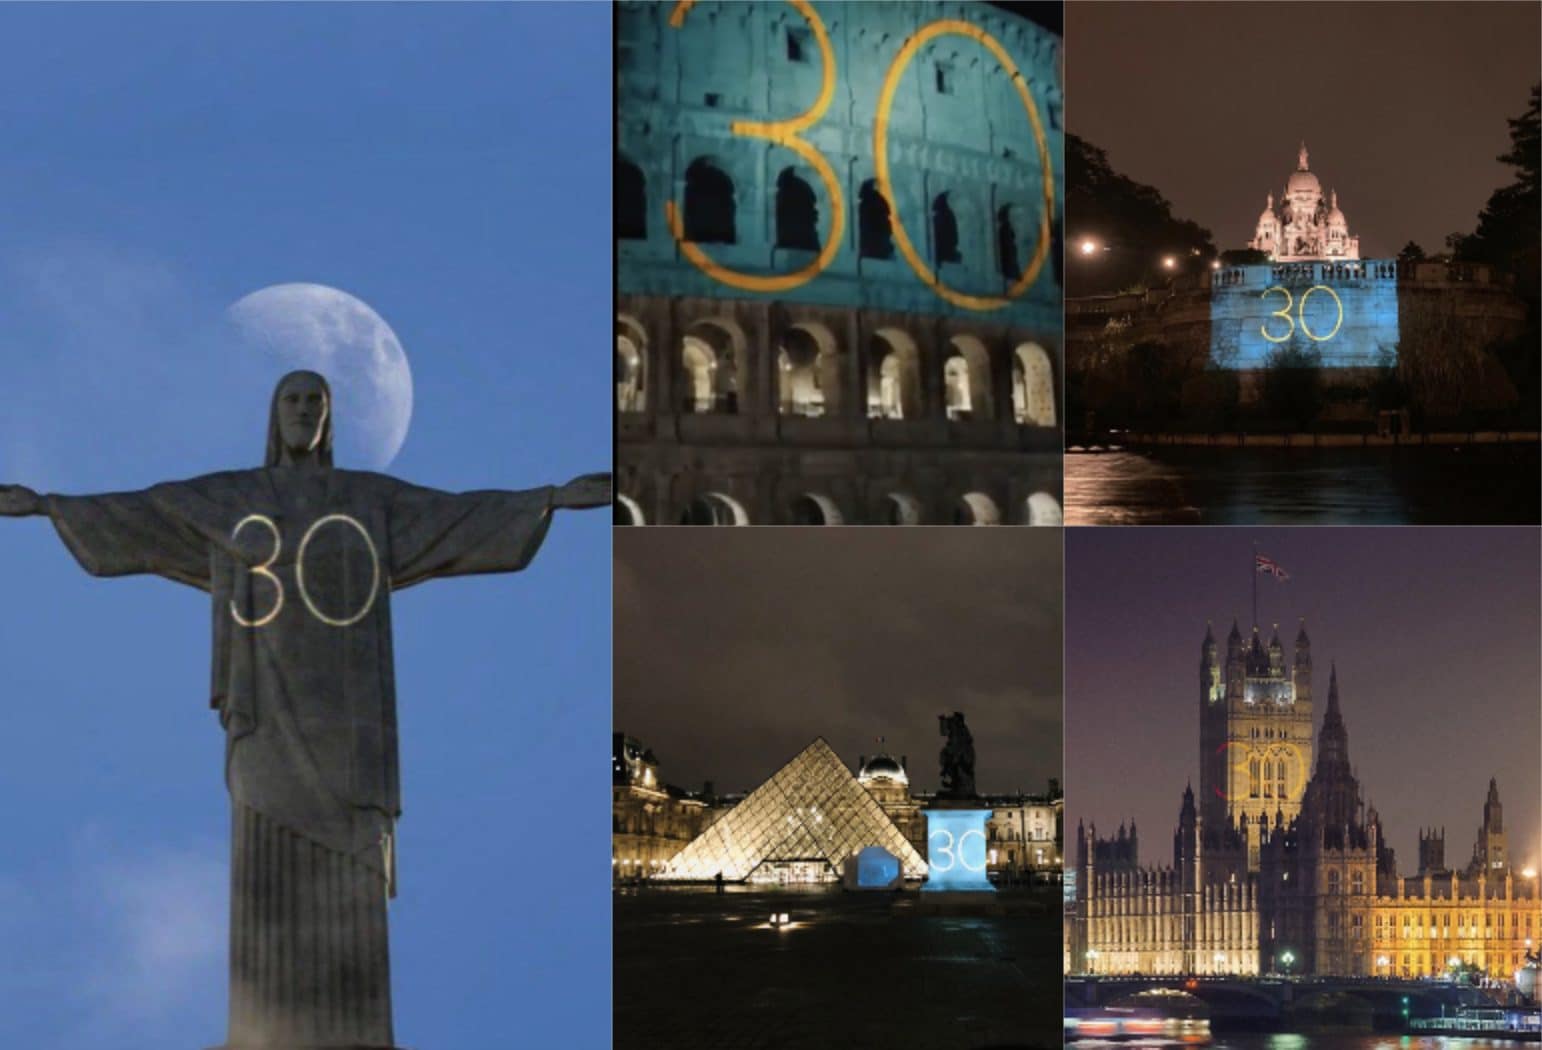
[922,805,995,893]
[913,891,1008,917]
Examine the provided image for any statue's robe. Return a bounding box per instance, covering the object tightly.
[46,468,552,1049]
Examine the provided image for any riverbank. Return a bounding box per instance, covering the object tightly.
[1071,430,1540,450]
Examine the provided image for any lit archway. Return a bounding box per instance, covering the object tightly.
[1012,343,1056,426]
[788,493,843,525]
[945,335,993,421]
[617,315,646,413]
[867,328,921,420]
[883,492,923,526]
[679,492,750,526]
[777,323,840,418]
[1025,492,1062,526]
[615,494,646,526]
[680,320,742,414]
[953,492,1001,526]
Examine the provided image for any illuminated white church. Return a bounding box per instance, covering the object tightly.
[1248,144,1360,262]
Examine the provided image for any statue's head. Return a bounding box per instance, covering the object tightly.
[265,370,334,467]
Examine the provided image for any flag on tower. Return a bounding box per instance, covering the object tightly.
[1255,553,1289,581]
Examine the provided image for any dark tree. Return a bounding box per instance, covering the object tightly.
[1397,240,1426,263]
[1260,344,1325,432]
[1219,248,1270,266]
[1450,84,1540,423]
[1065,135,1216,296]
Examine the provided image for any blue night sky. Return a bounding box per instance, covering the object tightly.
[0,5,610,1049]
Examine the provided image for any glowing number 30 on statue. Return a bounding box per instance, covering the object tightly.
[665,0,1055,312]
[229,513,381,628]
[930,828,987,873]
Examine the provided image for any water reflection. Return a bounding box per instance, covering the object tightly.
[1073,1035,1529,1049]
[1065,447,1540,525]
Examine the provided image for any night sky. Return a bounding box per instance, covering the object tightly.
[615,531,1062,798]
[1066,2,1539,257]
[1065,528,1541,879]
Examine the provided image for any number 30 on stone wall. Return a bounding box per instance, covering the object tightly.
[1260,285,1345,343]
[665,0,1055,313]
[230,513,381,628]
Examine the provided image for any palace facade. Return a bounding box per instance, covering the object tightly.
[1070,623,1540,980]
[613,734,1062,884]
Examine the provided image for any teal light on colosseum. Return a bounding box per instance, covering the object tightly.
[617,0,1063,328]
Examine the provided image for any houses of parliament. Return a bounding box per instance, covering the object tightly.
[1070,621,1539,980]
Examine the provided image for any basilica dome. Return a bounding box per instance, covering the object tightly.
[1285,142,1321,199]
[1286,168,1321,196]
[1246,143,1359,262]
[1326,191,1347,227]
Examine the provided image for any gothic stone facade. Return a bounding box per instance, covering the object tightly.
[1072,624,1540,979]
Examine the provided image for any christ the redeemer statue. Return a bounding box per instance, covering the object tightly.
[0,370,610,1049]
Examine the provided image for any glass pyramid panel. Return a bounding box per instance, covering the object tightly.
[659,738,928,881]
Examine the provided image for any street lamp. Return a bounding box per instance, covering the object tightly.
[1087,948,1100,974]
[1279,949,1295,976]
[1161,255,1178,271]
[1078,237,1100,256]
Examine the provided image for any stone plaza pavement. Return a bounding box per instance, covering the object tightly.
[614,885,1062,1050]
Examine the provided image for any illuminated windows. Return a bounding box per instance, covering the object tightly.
[866,328,921,420]
[954,492,1002,526]
[1012,343,1057,426]
[617,316,647,413]
[678,493,750,526]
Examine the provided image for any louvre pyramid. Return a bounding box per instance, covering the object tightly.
[660,738,927,881]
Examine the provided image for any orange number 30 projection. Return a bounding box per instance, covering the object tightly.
[665,1,1055,312]
[665,0,844,294]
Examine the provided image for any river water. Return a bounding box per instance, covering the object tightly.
[1065,447,1541,525]
[1076,1036,1527,1049]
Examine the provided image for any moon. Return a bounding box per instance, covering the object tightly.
[226,284,413,469]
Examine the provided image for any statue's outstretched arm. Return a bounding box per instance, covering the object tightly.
[551,472,612,510]
[0,485,42,517]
